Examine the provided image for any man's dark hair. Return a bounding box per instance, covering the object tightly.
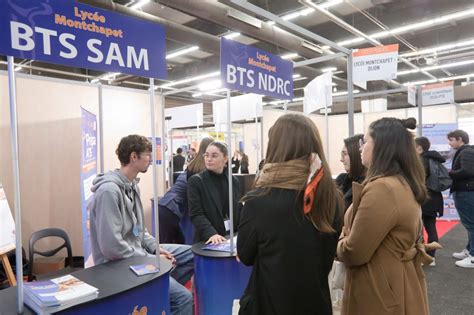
[116,135,152,166]
[415,136,431,153]
[177,148,183,154]
[447,129,469,144]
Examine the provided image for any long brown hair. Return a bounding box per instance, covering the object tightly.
[260,113,343,233]
[187,137,214,174]
[344,134,366,180]
[366,117,427,204]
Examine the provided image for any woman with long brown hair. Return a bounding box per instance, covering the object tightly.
[237,113,343,315]
[158,137,214,244]
[337,117,435,315]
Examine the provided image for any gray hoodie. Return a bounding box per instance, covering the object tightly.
[88,169,156,265]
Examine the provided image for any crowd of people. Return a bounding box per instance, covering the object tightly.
[86,113,473,315]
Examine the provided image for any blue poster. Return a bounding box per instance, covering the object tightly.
[0,0,166,79]
[423,123,459,220]
[81,107,97,267]
[220,38,293,100]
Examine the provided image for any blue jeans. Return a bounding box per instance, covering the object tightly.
[162,244,194,315]
[453,191,474,256]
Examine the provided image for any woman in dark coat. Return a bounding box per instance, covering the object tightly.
[237,114,343,315]
[335,134,366,210]
[158,137,214,244]
[188,141,241,244]
[416,136,445,262]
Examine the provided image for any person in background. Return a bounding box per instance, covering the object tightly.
[240,151,249,174]
[186,148,196,164]
[188,141,241,244]
[336,134,366,210]
[88,135,193,315]
[338,118,433,315]
[237,113,343,314]
[447,129,474,268]
[231,150,241,173]
[158,137,214,244]
[173,148,186,173]
[415,136,445,266]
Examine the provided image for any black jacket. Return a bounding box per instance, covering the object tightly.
[421,151,446,217]
[187,169,241,242]
[335,173,365,211]
[450,145,474,192]
[172,154,185,173]
[238,188,341,315]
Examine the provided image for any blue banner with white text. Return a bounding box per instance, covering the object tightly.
[220,38,293,100]
[0,0,166,79]
[81,107,97,267]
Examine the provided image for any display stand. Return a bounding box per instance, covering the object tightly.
[0,248,16,286]
[192,242,251,315]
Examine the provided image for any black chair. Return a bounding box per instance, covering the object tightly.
[28,228,77,281]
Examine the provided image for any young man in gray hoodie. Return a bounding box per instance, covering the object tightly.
[88,135,194,314]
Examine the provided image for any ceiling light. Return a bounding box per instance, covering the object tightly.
[333,89,360,96]
[130,0,150,10]
[397,60,474,76]
[305,0,344,10]
[281,53,299,60]
[223,32,241,39]
[301,41,323,54]
[293,74,301,79]
[336,8,474,47]
[91,78,100,84]
[400,38,474,58]
[267,21,275,26]
[166,46,199,59]
[192,88,228,98]
[294,76,308,82]
[198,79,222,91]
[322,67,337,72]
[160,71,220,88]
[282,8,315,21]
[14,66,22,72]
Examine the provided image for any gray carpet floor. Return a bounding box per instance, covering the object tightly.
[424,223,474,315]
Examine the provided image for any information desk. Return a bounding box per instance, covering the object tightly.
[0,256,172,314]
[192,242,252,315]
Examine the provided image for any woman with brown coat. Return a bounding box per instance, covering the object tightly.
[337,117,437,315]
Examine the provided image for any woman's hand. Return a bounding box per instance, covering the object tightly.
[206,234,227,245]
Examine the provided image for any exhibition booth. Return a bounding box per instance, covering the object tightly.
[0,0,471,314]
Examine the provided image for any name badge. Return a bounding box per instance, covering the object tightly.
[224,219,231,232]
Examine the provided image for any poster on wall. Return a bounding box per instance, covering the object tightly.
[220,38,293,100]
[352,44,399,87]
[148,137,162,165]
[423,123,459,221]
[0,0,167,79]
[0,183,16,254]
[80,107,97,267]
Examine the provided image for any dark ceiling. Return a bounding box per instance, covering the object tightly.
[1,0,473,115]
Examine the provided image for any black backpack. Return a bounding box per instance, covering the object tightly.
[426,159,452,192]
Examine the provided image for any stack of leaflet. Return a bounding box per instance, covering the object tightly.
[24,275,98,314]
[202,236,238,253]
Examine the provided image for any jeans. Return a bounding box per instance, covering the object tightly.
[162,244,194,315]
[453,191,474,256]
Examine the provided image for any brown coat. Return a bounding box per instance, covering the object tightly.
[337,176,431,315]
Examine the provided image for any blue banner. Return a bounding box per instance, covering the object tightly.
[220,38,293,100]
[0,0,166,79]
[423,123,459,220]
[81,107,97,267]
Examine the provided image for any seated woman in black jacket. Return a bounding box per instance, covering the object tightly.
[237,113,343,315]
[336,134,366,210]
[187,141,240,244]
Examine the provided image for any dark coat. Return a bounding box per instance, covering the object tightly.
[335,173,365,211]
[421,151,445,217]
[172,154,186,173]
[187,169,241,242]
[238,188,341,315]
[231,157,241,173]
[450,145,474,191]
